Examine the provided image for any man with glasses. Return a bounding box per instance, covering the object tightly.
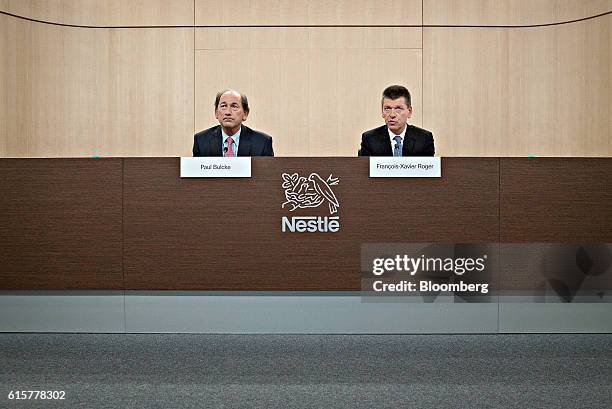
[359,85,435,156]
[193,89,274,157]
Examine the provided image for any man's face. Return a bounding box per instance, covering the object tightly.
[381,97,412,134]
[215,91,248,134]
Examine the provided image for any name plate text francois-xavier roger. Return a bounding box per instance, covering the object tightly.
[180,157,251,178]
[370,157,441,178]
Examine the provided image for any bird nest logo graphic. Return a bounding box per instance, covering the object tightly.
[281,173,340,215]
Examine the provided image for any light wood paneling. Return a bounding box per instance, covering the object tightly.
[0,11,6,156]
[2,1,610,157]
[195,0,422,26]
[195,48,421,156]
[196,27,310,50]
[195,27,421,50]
[1,0,193,26]
[424,15,611,156]
[505,18,611,156]
[0,14,194,157]
[195,49,310,156]
[424,0,612,26]
[309,49,422,156]
[423,28,508,156]
[194,0,422,50]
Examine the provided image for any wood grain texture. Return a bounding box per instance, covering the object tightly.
[2,158,611,291]
[195,48,422,157]
[423,0,612,26]
[0,159,123,289]
[504,18,611,157]
[195,0,422,26]
[500,158,612,242]
[423,28,508,156]
[0,13,194,157]
[1,0,193,26]
[123,157,499,290]
[423,14,611,157]
[195,27,421,50]
[0,13,6,157]
[499,243,612,292]
[2,1,610,158]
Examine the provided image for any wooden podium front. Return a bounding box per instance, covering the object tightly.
[1,158,610,291]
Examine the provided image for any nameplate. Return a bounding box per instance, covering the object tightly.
[180,157,252,178]
[369,157,441,178]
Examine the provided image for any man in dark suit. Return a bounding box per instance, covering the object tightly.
[193,89,274,156]
[359,85,434,156]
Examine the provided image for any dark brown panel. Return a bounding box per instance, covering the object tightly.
[124,158,499,290]
[0,159,123,289]
[500,158,612,243]
[500,158,612,292]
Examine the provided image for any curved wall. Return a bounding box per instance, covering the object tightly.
[0,0,610,157]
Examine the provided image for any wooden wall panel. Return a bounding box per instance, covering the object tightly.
[195,47,422,157]
[0,159,123,290]
[194,49,310,157]
[195,27,421,50]
[1,0,193,26]
[505,18,611,156]
[423,28,508,156]
[99,29,194,157]
[195,0,422,26]
[424,0,612,26]
[123,158,499,291]
[0,12,6,157]
[0,14,194,157]
[424,15,611,157]
[309,48,422,156]
[501,158,612,242]
[193,0,423,157]
[1,1,610,157]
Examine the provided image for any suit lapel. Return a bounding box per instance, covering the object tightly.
[403,126,415,156]
[378,126,393,156]
[210,126,223,156]
[237,125,251,157]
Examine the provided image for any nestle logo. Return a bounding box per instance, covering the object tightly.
[281,172,341,233]
[281,216,340,233]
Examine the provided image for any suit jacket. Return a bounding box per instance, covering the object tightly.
[193,125,274,157]
[359,125,435,156]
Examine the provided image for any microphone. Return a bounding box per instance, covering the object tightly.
[223,146,228,155]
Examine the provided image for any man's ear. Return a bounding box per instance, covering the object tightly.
[407,106,413,118]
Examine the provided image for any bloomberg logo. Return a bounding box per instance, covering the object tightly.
[281,172,341,233]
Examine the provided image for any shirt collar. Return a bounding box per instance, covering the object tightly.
[387,124,407,144]
[222,125,242,144]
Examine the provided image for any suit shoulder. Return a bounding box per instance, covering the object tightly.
[194,125,220,139]
[407,125,433,138]
[362,125,387,139]
[244,126,273,142]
